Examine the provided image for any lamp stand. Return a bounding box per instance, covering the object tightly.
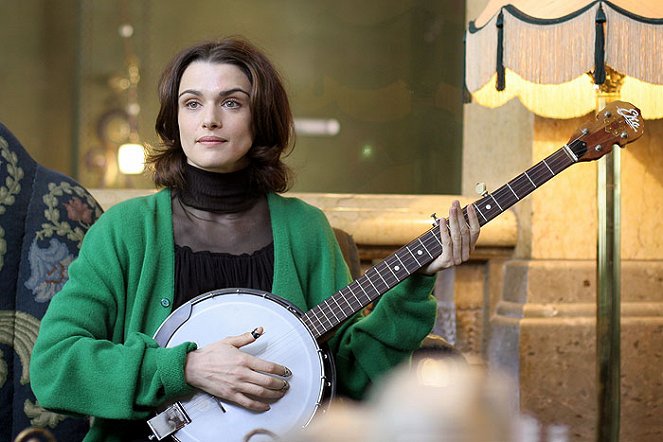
[595,67,625,442]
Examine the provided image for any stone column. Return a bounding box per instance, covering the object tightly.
[469,111,663,440]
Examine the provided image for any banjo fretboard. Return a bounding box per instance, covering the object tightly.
[301,139,586,339]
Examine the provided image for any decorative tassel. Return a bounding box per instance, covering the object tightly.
[504,4,597,85]
[496,11,506,91]
[604,3,663,85]
[464,14,500,95]
[594,5,607,85]
[463,32,472,103]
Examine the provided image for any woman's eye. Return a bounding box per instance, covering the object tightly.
[223,99,240,109]
[184,101,201,109]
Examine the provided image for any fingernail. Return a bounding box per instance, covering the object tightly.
[283,366,292,377]
[251,328,262,339]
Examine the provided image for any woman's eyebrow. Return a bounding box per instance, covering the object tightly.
[178,87,250,99]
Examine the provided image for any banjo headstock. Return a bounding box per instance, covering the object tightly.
[569,101,644,162]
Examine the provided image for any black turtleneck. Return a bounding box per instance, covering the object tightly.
[176,163,260,213]
[171,163,274,309]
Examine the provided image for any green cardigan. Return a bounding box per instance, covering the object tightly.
[30,190,436,441]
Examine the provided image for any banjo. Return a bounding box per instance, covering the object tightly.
[147,101,643,441]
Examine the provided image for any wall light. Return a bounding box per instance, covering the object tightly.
[294,118,341,137]
[117,142,145,174]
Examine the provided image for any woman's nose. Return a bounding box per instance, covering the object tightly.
[202,110,221,129]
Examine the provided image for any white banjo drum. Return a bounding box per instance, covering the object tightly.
[147,289,334,442]
[146,101,643,441]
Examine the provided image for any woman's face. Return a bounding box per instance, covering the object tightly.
[177,61,253,173]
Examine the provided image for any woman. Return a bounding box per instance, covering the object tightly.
[30,37,480,441]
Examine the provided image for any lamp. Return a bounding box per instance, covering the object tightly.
[117,142,145,175]
[117,18,144,176]
[466,1,663,118]
[465,1,663,440]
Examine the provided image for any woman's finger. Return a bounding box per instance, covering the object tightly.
[455,202,471,262]
[448,201,462,265]
[223,327,264,348]
[467,203,481,250]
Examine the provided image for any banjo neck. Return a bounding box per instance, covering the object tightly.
[302,100,645,340]
[301,143,576,340]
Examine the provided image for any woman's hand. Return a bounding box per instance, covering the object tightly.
[184,327,291,412]
[421,200,480,275]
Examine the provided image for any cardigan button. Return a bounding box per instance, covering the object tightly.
[160,298,171,308]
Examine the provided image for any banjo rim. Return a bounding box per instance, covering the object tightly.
[149,287,337,441]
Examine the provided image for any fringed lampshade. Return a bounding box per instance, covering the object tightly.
[465,0,663,119]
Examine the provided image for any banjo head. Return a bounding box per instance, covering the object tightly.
[152,288,334,442]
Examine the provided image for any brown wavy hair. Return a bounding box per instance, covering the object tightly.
[146,37,294,192]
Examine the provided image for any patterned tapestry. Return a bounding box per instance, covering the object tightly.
[0,122,103,442]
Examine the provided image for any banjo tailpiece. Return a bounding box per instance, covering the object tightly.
[147,402,191,440]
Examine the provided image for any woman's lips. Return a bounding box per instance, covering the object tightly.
[196,136,226,145]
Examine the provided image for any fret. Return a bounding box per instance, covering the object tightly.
[510,174,536,196]
[427,230,443,255]
[317,304,331,324]
[418,237,435,259]
[419,234,436,259]
[473,203,488,222]
[307,304,335,335]
[528,164,552,187]
[489,193,504,212]
[347,285,361,306]
[364,275,379,299]
[374,264,390,287]
[474,195,501,224]
[381,260,402,285]
[542,159,555,176]
[506,183,519,200]
[340,288,354,311]
[317,306,332,327]
[405,245,422,266]
[384,258,399,279]
[307,315,322,336]
[524,171,537,188]
[330,296,344,317]
[431,229,443,247]
[313,309,327,330]
[391,254,409,275]
[355,279,371,300]
[493,186,518,209]
[323,299,339,322]
[394,254,410,275]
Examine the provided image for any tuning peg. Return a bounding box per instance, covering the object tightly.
[475,182,488,197]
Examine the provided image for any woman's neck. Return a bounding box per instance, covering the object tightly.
[176,163,261,213]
